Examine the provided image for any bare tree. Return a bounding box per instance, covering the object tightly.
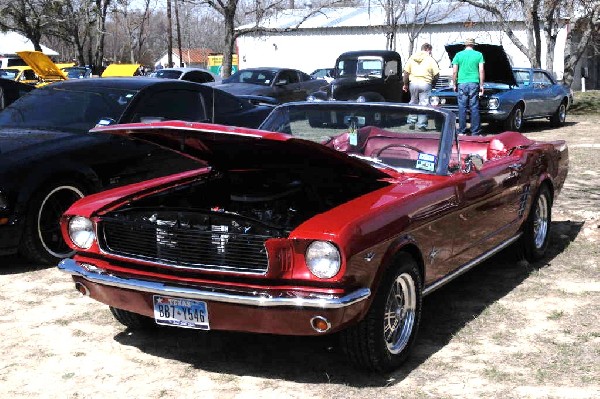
[461,0,600,85]
[112,0,154,63]
[379,0,460,54]
[0,0,60,51]
[562,0,600,85]
[195,0,348,77]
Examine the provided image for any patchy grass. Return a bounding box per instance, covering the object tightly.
[570,90,600,115]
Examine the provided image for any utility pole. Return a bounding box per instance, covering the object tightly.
[175,0,184,67]
[167,0,173,67]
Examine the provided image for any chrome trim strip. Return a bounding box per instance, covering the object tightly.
[57,258,370,309]
[422,233,522,296]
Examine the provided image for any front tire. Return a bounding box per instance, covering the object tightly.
[110,307,157,330]
[503,104,524,131]
[520,185,552,262]
[19,181,87,264]
[340,253,422,372]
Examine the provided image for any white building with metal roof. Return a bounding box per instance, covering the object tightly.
[236,3,568,80]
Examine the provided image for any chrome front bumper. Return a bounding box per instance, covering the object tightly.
[58,258,371,310]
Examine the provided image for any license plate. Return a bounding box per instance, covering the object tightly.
[153,295,210,330]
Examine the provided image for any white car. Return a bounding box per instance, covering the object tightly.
[153,67,220,84]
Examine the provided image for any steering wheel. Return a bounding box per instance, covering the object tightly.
[374,143,424,159]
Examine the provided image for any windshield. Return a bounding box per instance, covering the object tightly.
[63,67,90,79]
[0,69,19,80]
[0,85,138,132]
[154,70,183,79]
[336,56,384,78]
[222,69,276,86]
[260,103,446,174]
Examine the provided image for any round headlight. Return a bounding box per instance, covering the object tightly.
[356,95,367,102]
[305,241,341,279]
[429,96,440,106]
[488,97,500,110]
[68,216,95,249]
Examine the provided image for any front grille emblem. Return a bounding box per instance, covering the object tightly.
[211,225,229,254]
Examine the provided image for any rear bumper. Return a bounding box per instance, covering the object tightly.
[58,258,371,335]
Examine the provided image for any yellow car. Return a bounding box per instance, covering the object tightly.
[0,66,40,85]
[15,51,67,87]
[101,64,141,77]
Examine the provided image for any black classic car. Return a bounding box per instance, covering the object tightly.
[0,78,274,263]
[212,68,327,104]
[308,50,408,102]
[429,44,572,131]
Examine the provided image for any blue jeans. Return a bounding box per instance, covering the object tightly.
[457,82,481,135]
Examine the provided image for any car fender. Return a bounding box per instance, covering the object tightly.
[372,235,425,297]
[14,160,102,216]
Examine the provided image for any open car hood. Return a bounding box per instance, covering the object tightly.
[91,121,390,181]
[101,64,140,77]
[445,43,516,87]
[15,51,67,81]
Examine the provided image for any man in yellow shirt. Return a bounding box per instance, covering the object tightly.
[403,43,440,131]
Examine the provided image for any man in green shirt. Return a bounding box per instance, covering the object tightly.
[452,38,485,135]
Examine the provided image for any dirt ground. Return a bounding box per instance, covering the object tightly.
[1,116,598,399]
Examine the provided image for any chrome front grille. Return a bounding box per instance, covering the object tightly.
[98,211,278,274]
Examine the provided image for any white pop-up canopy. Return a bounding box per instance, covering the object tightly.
[0,31,58,56]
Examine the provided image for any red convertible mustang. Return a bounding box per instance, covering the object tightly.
[57,102,568,372]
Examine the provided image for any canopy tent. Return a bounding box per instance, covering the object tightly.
[0,31,58,56]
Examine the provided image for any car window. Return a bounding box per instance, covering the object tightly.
[0,69,19,79]
[513,70,531,86]
[183,71,214,83]
[223,70,276,86]
[155,70,183,79]
[0,86,137,132]
[213,90,245,115]
[533,71,553,85]
[277,70,299,84]
[131,89,206,123]
[299,71,313,81]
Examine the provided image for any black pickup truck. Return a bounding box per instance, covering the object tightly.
[308,50,408,102]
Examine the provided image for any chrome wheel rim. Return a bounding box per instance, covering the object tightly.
[559,104,566,122]
[384,272,416,354]
[514,108,523,130]
[533,194,549,249]
[37,185,84,258]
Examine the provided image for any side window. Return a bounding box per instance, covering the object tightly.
[184,71,214,83]
[533,71,552,85]
[276,70,298,85]
[131,90,206,122]
[213,90,244,115]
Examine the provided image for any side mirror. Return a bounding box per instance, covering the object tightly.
[463,153,484,174]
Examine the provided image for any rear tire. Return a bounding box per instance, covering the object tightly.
[19,181,87,264]
[519,185,552,262]
[340,253,422,372]
[503,105,524,131]
[110,307,157,329]
[549,101,567,127]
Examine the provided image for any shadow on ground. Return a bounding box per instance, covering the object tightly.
[483,120,577,135]
[110,220,582,386]
[0,254,51,275]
